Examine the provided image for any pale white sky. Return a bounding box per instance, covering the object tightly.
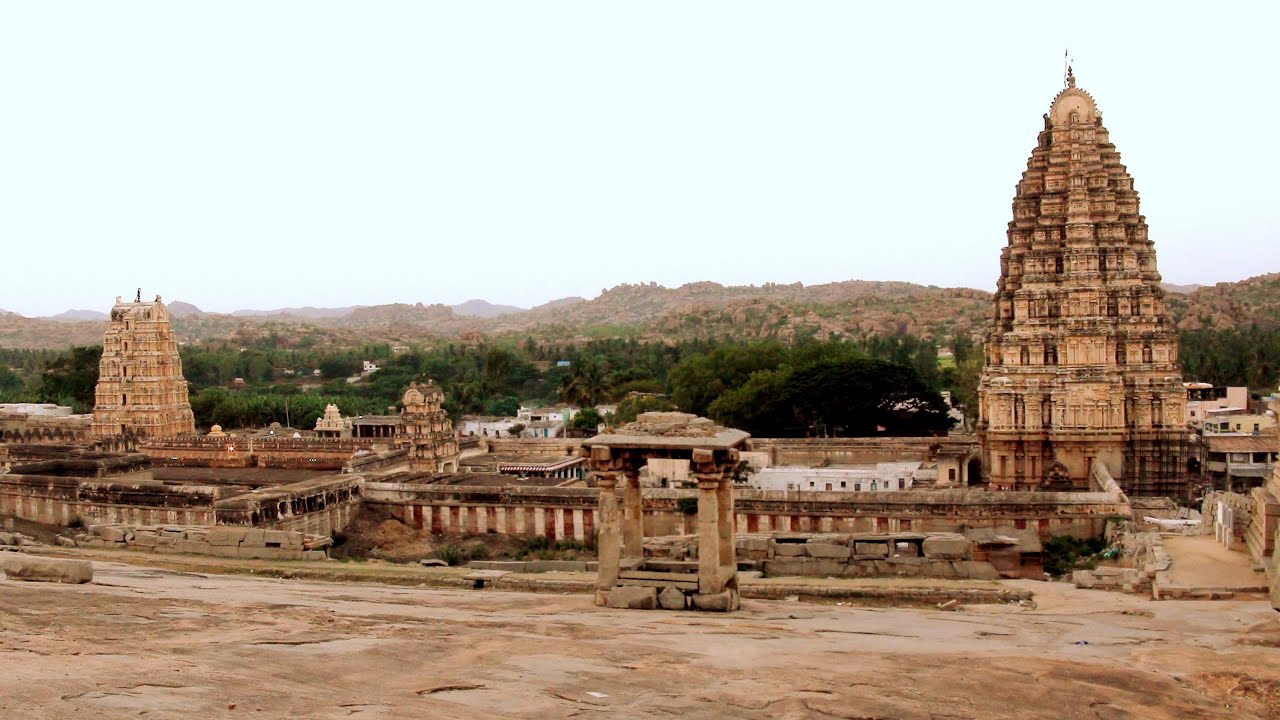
[2,2,1276,316]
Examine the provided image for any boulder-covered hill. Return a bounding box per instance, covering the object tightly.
[1165,273,1280,331]
[3,274,1277,350]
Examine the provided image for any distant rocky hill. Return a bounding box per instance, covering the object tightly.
[49,309,109,322]
[3,274,1276,350]
[452,299,525,318]
[1166,273,1280,331]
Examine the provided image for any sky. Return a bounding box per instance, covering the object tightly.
[2,2,1277,316]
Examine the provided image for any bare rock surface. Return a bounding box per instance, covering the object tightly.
[1,559,1279,719]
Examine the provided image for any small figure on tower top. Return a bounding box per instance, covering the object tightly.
[135,288,141,302]
[1066,65,1076,89]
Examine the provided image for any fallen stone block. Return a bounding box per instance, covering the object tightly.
[658,586,686,610]
[207,527,247,547]
[806,543,851,560]
[96,526,130,543]
[606,586,657,609]
[811,559,848,577]
[953,561,1000,581]
[764,559,810,576]
[922,534,973,560]
[773,542,808,557]
[691,589,739,612]
[0,555,93,584]
[854,542,888,557]
[263,530,302,548]
[303,550,328,561]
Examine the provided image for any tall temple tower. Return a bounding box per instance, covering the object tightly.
[977,70,1188,497]
[401,381,460,473]
[91,294,196,439]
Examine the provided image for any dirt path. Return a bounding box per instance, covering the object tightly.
[1163,534,1267,589]
[2,558,1278,719]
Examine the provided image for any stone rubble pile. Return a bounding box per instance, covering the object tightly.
[1071,530,1168,595]
[0,531,40,548]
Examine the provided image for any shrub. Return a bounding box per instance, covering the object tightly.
[676,497,699,515]
[1042,535,1107,577]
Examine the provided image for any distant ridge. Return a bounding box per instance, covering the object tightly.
[48,309,108,322]
[3,273,1277,350]
[452,299,525,318]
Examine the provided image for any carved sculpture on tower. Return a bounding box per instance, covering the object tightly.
[977,72,1188,497]
[91,295,196,439]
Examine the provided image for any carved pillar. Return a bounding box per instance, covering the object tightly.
[595,472,621,593]
[621,469,643,560]
[716,471,734,570]
[696,474,724,595]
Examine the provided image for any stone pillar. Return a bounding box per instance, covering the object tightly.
[596,473,621,594]
[717,472,734,569]
[696,475,724,595]
[622,471,643,560]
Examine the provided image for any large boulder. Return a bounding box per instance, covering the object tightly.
[922,534,973,561]
[0,555,93,584]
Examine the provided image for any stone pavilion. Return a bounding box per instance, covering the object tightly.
[584,413,747,611]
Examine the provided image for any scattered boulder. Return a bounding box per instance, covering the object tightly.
[691,589,739,612]
[0,555,93,584]
[658,586,686,610]
[605,586,657,610]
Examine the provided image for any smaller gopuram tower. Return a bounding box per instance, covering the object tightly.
[91,293,195,439]
[401,380,460,473]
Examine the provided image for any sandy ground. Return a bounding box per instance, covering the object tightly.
[1162,534,1268,589]
[2,559,1279,719]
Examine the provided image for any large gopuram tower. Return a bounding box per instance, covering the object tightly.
[978,70,1188,497]
[91,294,195,439]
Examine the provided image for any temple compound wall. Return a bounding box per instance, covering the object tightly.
[0,463,364,536]
[0,409,91,445]
[139,436,381,470]
[91,296,195,440]
[978,72,1189,498]
[364,483,1129,544]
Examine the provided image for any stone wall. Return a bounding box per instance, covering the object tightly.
[365,483,1129,544]
[1199,491,1253,543]
[1,471,363,537]
[755,532,999,580]
[140,436,383,470]
[213,474,365,536]
[73,523,330,560]
[0,473,219,527]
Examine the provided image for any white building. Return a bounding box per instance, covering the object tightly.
[1185,383,1249,427]
[746,462,928,493]
[458,415,518,438]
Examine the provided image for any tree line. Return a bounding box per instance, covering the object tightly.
[6,325,1275,436]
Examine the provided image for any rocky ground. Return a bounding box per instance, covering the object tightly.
[2,555,1278,719]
